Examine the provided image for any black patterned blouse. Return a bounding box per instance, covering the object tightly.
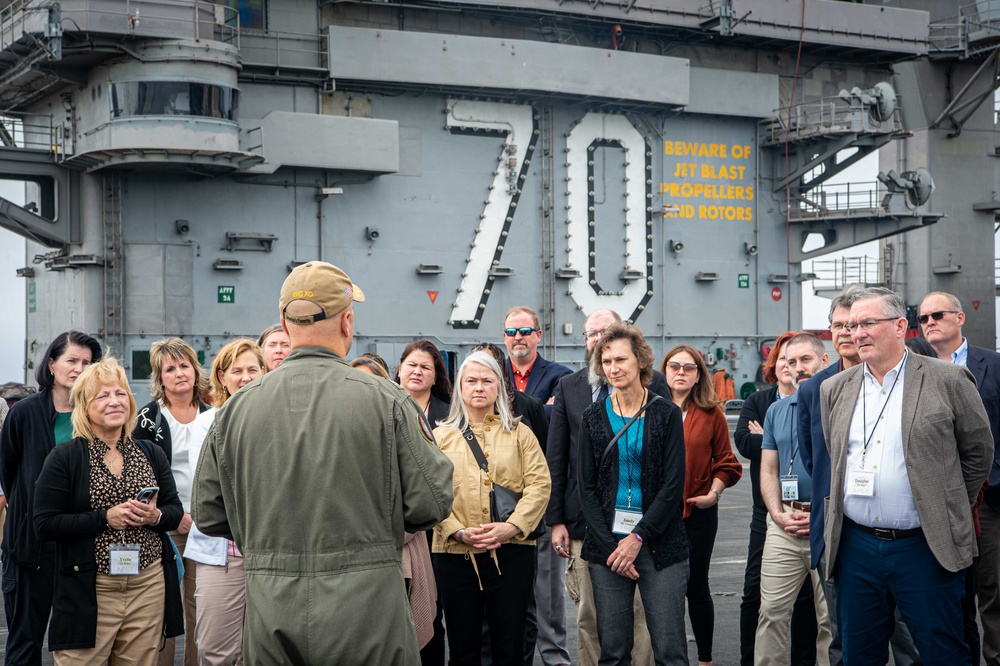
[89,437,162,574]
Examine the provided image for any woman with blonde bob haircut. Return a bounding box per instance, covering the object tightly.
[133,337,215,666]
[432,351,551,666]
[34,356,184,665]
[209,338,265,407]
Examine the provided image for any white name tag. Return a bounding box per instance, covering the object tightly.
[846,469,876,497]
[109,544,140,576]
[612,508,643,535]
[781,475,799,501]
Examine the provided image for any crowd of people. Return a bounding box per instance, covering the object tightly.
[0,261,996,666]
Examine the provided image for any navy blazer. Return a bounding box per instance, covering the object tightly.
[967,345,1000,511]
[545,367,669,539]
[507,354,573,419]
[797,361,841,570]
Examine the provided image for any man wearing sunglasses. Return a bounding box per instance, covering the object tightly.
[919,291,1000,666]
[820,287,993,665]
[501,305,573,666]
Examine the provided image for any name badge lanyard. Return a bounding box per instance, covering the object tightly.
[786,403,799,477]
[859,353,904,470]
[616,393,643,510]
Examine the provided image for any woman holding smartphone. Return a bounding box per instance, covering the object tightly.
[33,356,184,665]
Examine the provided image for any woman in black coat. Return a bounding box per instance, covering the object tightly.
[578,323,689,666]
[33,357,183,664]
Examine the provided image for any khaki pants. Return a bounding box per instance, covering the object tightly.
[157,530,198,666]
[195,556,246,666]
[567,538,653,666]
[755,514,831,666]
[55,562,165,666]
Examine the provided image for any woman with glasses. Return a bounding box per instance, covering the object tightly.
[432,351,550,666]
[661,345,742,666]
[578,323,689,665]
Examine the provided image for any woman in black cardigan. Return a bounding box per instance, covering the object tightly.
[578,323,689,666]
[33,356,183,664]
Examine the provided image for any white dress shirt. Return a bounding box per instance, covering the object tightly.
[160,402,217,512]
[843,352,920,529]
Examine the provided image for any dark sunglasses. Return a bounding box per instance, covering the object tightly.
[503,327,538,337]
[917,310,959,325]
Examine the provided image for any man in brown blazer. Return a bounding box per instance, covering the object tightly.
[820,287,993,665]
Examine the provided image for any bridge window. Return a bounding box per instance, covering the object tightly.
[109,82,239,121]
[223,0,267,32]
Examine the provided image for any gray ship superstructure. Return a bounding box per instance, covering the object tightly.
[0,0,991,395]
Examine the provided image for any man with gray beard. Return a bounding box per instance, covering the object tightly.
[545,309,669,665]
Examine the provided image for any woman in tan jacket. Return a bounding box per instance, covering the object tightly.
[432,350,551,666]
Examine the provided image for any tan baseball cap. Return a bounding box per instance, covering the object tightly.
[279,261,365,325]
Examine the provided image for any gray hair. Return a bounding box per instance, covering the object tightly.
[585,309,622,327]
[921,291,963,313]
[439,351,520,433]
[853,287,907,320]
[828,284,866,324]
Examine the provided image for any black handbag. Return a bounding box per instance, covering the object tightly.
[462,427,546,540]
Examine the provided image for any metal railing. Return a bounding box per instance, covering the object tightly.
[930,1,1000,57]
[760,94,902,146]
[810,255,881,293]
[0,110,63,155]
[239,28,327,71]
[0,0,239,51]
[790,180,887,217]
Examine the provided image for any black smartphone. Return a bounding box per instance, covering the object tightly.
[135,487,158,504]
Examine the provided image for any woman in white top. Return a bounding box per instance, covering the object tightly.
[134,337,215,666]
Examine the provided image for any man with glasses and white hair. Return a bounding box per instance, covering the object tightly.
[820,287,993,665]
[919,291,1000,665]
[546,309,670,665]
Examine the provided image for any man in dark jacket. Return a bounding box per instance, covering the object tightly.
[546,309,669,666]
[503,305,573,666]
[920,290,1000,665]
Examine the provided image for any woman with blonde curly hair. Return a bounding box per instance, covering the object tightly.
[133,337,215,666]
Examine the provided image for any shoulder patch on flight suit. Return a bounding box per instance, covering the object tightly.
[418,413,434,443]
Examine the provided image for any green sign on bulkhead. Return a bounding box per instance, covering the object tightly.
[738,273,749,289]
[218,286,235,304]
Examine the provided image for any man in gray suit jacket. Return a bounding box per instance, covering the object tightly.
[820,287,993,665]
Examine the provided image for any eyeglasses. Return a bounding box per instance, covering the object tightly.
[830,323,847,332]
[917,310,960,325]
[503,327,538,337]
[582,328,607,341]
[843,317,898,333]
[666,362,698,374]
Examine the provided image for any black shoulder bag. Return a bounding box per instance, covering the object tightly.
[598,394,663,470]
[462,427,546,540]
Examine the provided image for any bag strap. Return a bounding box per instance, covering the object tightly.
[462,427,492,479]
[598,394,663,469]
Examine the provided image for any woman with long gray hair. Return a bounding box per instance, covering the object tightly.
[431,351,550,666]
